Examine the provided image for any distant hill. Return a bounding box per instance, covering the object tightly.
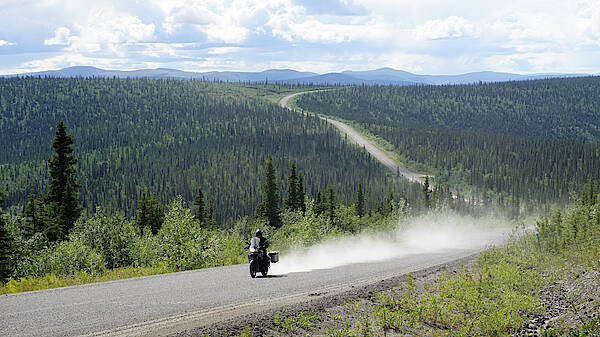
[5,66,588,85]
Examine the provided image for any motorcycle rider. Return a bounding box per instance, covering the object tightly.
[254,229,269,264]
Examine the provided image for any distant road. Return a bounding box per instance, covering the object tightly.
[280,92,424,183]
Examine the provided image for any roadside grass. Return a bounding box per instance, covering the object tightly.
[256,226,599,337]
[274,311,322,333]
[0,263,172,294]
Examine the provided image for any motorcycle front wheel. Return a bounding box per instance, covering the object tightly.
[249,260,257,278]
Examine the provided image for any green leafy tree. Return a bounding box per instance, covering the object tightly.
[256,156,281,228]
[72,208,137,269]
[193,187,205,223]
[355,182,365,217]
[45,121,82,240]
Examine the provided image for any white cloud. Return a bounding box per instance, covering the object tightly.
[206,46,246,55]
[2,0,600,75]
[414,16,477,40]
[269,17,394,43]
[67,10,155,53]
[44,27,74,45]
[0,39,15,46]
[160,0,279,43]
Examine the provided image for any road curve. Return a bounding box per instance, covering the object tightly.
[280,91,424,183]
[0,243,503,337]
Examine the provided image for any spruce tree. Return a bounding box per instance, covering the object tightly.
[45,121,82,240]
[205,197,217,227]
[297,174,306,214]
[147,192,164,234]
[327,187,336,223]
[135,190,149,233]
[24,192,43,236]
[423,176,431,211]
[285,162,299,211]
[355,183,365,217]
[314,191,325,215]
[194,187,205,222]
[0,190,11,281]
[256,156,281,228]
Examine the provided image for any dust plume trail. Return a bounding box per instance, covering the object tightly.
[270,213,515,275]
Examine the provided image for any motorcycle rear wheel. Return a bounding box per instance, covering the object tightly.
[261,268,268,277]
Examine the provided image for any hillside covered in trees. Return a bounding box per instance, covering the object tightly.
[0,77,420,223]
[296,77,600,205]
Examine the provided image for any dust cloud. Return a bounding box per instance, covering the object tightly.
[270,213,515,275]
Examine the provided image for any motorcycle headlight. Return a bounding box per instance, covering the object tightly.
[249,248,257,253]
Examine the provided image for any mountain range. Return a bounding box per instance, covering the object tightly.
[4,66,590,85]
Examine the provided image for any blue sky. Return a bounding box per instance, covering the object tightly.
[0,0,599,75]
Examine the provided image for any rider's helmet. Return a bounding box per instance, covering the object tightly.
[256,229,263,238]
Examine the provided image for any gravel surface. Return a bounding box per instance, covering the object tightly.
[0,247,496,337]
[174,255,479,337]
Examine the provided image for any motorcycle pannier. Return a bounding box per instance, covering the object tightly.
[268,251,279,263]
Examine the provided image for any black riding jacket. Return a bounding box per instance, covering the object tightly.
[257,237,269,250]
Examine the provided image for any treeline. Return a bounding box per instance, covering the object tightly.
[0,152,413,285]
[0,77,421,223]
[296,78,600,205]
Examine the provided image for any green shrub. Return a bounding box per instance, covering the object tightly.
[40,237,105,275]
[71,209,137,269]
[131,229,161,267]
[158,197,212,270]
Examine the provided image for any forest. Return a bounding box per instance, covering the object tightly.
[296,77,600,205]
[0,77,422,223]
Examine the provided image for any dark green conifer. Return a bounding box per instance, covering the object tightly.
[314,191,325,215]
[327,187,336,223]
[44,121,82,240]
[135,190,149,233]
[256,156,281,228]
[194,187,205,222]
[423,176,431,211]
[285,163,299,211]
[297,174,306,214]
[147,192,164,234]
[24,192,43,236]
[355,183,365,217]
[0,190,12,281]
[205,197,217,227]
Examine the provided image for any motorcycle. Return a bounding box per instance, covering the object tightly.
[247,237,278,278]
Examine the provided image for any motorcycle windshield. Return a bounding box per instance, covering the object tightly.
[250,237,260,250]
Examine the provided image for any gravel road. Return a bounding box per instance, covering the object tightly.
[280,91,424,183]
[0,240,505,336]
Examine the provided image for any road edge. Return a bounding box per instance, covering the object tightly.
[174,252,481,336]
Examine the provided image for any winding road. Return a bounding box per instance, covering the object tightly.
[280,91,424,183]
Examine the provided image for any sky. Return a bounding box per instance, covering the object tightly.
[0,0,599,75]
